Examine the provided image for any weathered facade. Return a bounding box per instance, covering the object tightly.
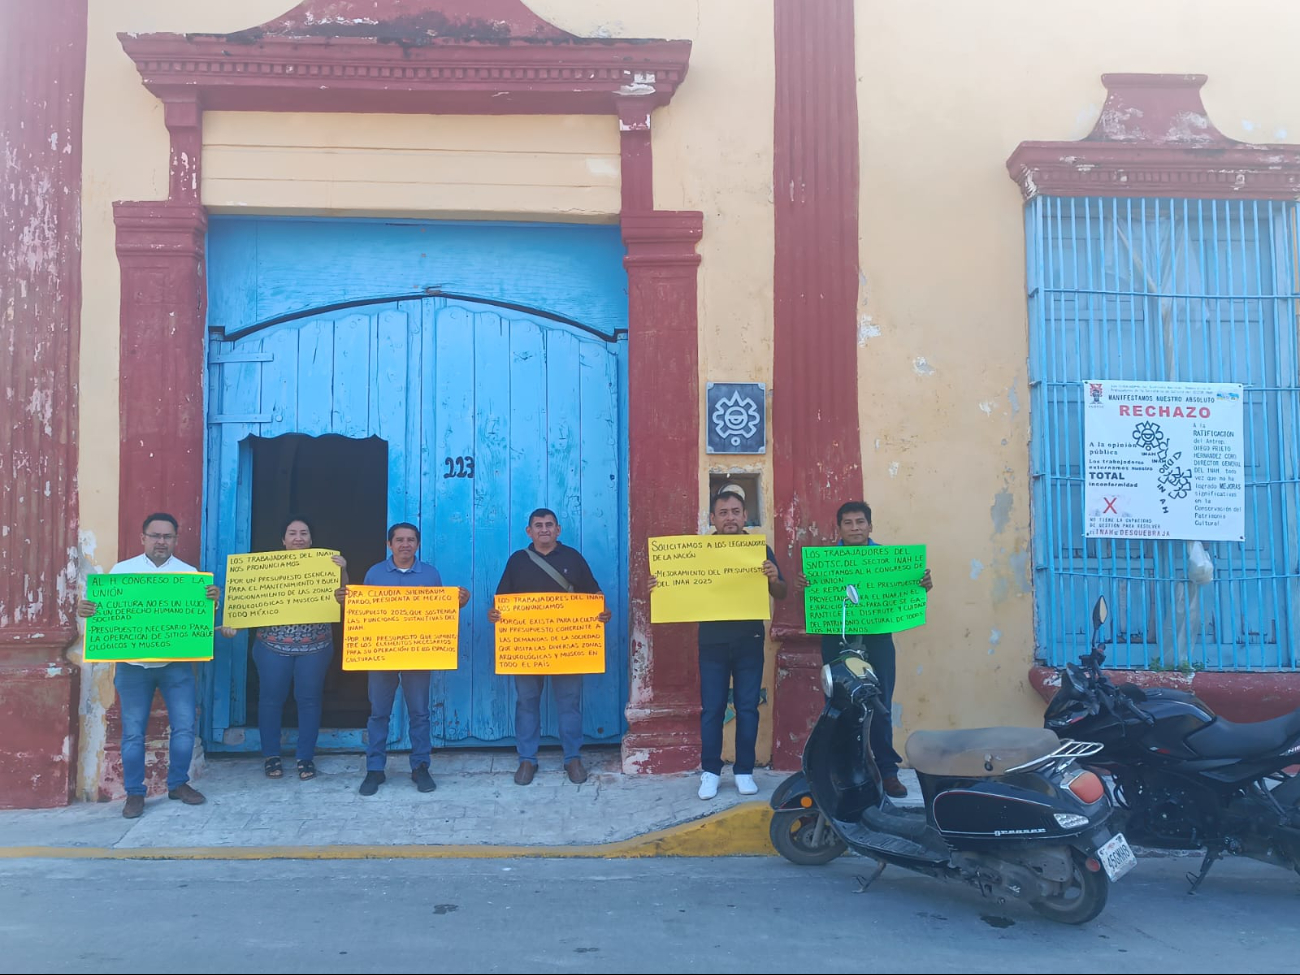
[3,0,1299,808]
[1,0,86,807]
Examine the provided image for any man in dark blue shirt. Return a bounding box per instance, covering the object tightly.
[651,488,787,800]
[356,522,469,797]
[489,508,611,786]
[796,501,933,799]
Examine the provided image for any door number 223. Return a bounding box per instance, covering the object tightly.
[443,455,475,479]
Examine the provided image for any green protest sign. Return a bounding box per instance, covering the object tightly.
[801,545,927,636]
[84,573,216,662]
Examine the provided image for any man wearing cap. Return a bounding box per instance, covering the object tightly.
[650,486,787,800]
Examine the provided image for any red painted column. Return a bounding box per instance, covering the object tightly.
[165,94,203,205]
[102,202,208,800]
[113,202,209,569]
[617,99,654,213]
[0,0,87,809]
[621,211,705,773]
[769,0,865,770]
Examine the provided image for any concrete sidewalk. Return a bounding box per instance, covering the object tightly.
[1,750,929,859]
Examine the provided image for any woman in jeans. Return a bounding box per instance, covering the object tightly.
[251,515,347,780]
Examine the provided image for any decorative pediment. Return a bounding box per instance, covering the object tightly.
[119,0,691,115]
[1007,74,1300,200]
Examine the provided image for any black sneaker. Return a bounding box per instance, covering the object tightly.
[411,764,436,793]
[359,770,385,796]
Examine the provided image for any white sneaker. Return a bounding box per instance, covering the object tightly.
[735,773,759,796]
[698,771,720,800]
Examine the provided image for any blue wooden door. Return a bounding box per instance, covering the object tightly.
[201,296,628,751]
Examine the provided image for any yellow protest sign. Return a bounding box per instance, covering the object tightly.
[222,548,342,628]
[494,592,606,675]
[342,586,460,671]
[648,534,771,624]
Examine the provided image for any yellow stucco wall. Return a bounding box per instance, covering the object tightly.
[202,112,623,219]
[852,0,1300,743]
[74,0,1300,795]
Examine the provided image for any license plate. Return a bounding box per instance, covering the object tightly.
[1097,832,1136,882]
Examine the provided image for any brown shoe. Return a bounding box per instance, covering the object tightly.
[565,758,588,784]
[168,783,207,805]
[883,775,909,799]
[513,761,536,786]
[122,795,145,819]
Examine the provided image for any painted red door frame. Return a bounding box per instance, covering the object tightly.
[111,1,704,783]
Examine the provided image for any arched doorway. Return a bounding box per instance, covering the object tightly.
[202,286,627,754]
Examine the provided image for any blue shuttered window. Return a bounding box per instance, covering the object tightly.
[1027,197,1300,670]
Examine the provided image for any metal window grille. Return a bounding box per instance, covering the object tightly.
[1026,196,1300,670]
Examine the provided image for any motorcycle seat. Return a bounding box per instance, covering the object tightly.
[1184,709,1300,760]
[905,727,1062,777]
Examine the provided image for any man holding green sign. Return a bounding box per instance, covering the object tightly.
[77,512,225,819]
[796,501,933,799]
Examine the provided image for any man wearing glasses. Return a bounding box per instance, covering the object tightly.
[77,512,223,818]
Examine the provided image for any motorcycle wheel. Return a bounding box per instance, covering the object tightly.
[1030,853,1109,925]
[769,809,847,866]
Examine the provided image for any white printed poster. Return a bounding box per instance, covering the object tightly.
[1083,380,1245,541]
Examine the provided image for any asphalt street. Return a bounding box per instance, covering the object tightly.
[0,854,1295,973]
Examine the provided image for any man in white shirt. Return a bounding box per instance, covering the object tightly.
[77,512,223,818]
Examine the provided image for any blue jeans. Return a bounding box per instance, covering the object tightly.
[366,671,432,771]
[514,675,583,763]
[114,662,197,796]
[863,639,902,778]
[699,638,764,775]
[253,640,333,762]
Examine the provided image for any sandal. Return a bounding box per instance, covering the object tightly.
[263,757,283,778]
[297,760,317,781]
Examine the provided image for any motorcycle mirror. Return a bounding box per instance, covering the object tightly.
[1092,596,1109,629]
[845,584,860,606]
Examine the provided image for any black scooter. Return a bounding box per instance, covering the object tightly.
[1045,595,1300,890]
[770,587,1133,925]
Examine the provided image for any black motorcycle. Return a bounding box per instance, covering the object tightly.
[1044,596,1300,890]
[771,587,1133,925]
